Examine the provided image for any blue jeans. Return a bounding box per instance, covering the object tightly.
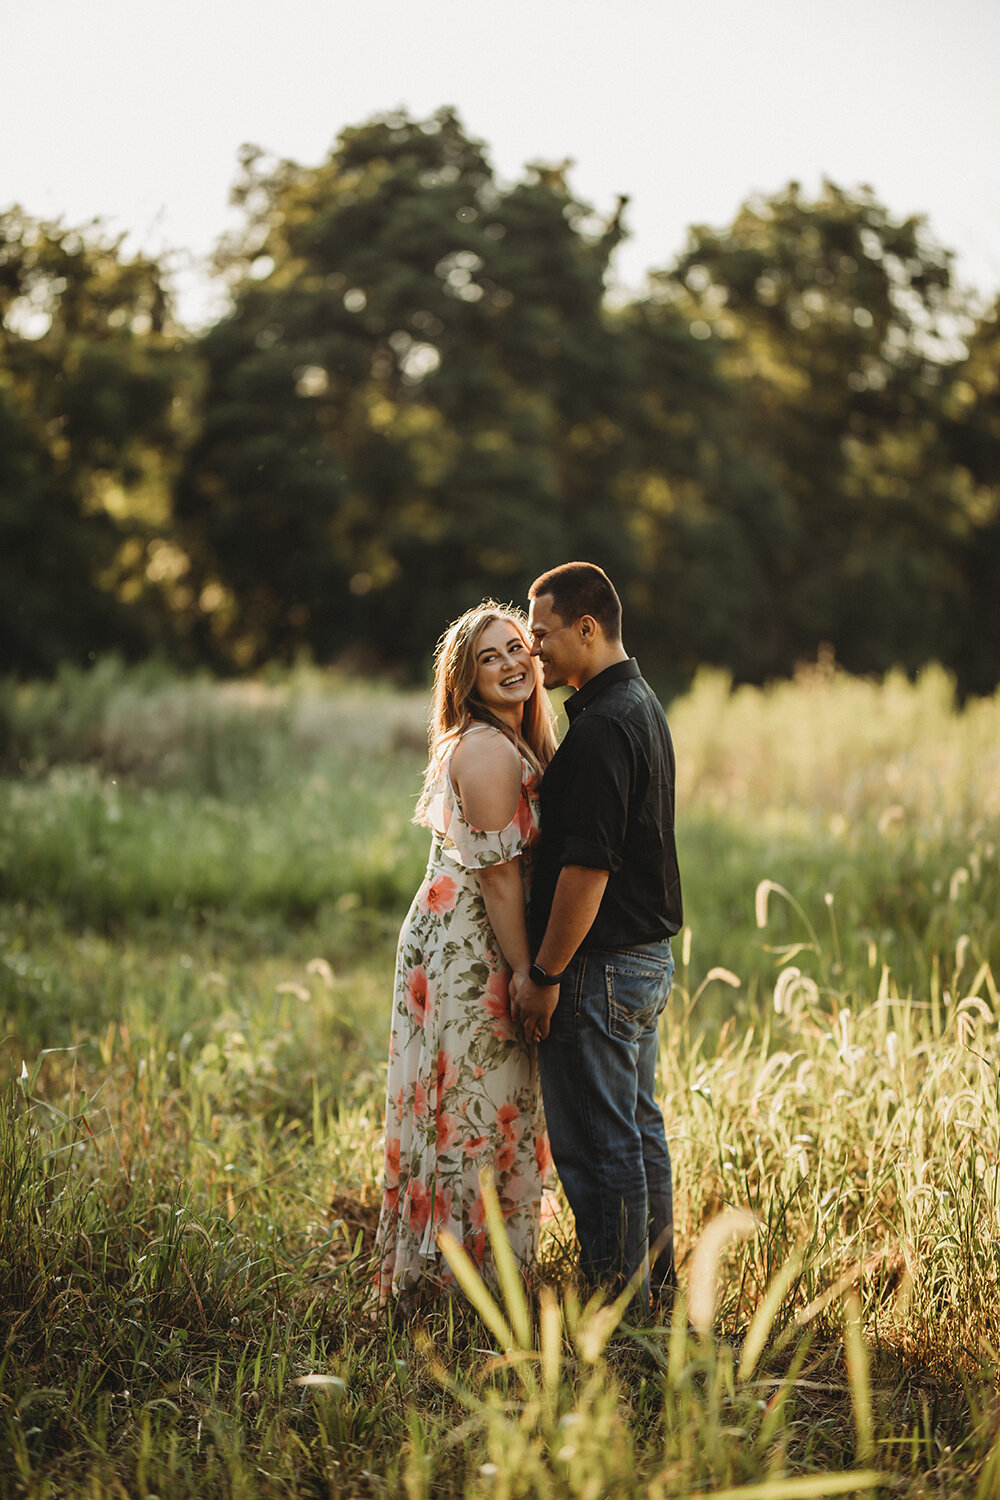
[538,940,675,1311]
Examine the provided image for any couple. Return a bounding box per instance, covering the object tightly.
[373,562,683,1313]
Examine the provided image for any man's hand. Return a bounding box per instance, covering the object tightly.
[510,971,560,1044]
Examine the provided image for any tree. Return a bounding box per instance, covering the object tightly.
[939,296,1000,695]
[0,210,188,674]
[658,182,980,684]
[607,292,784,689]
[176,109,647,673]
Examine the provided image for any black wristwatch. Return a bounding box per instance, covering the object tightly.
[529,961,566,988]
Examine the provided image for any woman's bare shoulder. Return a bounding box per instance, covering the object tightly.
[451,725,520,775]
[450,727,522,829]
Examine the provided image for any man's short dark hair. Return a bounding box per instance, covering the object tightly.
[528,562,622,641]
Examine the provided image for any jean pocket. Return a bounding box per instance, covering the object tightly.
[605,961,671,1042]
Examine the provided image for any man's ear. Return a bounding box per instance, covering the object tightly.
[578,614,598,642]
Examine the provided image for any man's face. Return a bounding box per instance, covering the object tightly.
[527,593,584,690]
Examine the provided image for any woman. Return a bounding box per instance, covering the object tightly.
[373,603,558,1306]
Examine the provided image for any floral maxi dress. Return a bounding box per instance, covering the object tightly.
[374,730,551,1304]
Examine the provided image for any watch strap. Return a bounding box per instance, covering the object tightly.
[529,960,566,988]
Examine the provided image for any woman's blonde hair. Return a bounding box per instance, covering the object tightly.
[415,602,558,823]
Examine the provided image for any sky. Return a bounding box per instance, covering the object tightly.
[5,0,999,328]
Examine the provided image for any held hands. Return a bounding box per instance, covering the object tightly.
[509,970,559,1045]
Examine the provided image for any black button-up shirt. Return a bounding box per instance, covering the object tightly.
[528,658,683,954]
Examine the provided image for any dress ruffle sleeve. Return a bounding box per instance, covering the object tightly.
[425,777,533,872]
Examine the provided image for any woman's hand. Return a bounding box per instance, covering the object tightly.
[510,971,560,1044]
[508,967,530,1010]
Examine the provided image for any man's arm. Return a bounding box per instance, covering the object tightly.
[510,864,609,1041]
[513,712,629,1042]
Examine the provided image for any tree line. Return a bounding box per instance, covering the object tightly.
[3,107,998,695]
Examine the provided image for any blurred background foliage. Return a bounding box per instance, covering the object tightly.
[2,106,998,693]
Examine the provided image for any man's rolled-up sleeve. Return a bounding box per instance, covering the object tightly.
[559,717,632,872]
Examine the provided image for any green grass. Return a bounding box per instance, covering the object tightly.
[2,659,999,1497]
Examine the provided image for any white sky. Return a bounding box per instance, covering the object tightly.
[4,0,999,328]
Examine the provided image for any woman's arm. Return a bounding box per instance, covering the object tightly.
[476,860,531,976]
[450,730,531,975]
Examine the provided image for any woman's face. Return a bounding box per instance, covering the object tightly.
[472,618,537,717]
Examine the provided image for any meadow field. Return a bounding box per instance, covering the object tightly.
[2,658,999,1499]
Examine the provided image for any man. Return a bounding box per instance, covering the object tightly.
[510,562,683,1310]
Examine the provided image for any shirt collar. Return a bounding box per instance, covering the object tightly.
[565,657,640,721]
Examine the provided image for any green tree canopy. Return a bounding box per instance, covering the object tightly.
[0,210,187,674]
[176,109,686,671]
[3,129,998,695]
[939,296,1000,694]
[658,182,983,684]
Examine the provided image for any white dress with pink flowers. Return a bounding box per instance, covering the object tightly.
[374,729,551,1305]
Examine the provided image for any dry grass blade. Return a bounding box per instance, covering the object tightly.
[538,1285,561,1406]
[479,1170,532,1350]
[688,1208,758,1335]
[794,1253,888,1327]
[685,1475,881,1500]
[573,1276,642,1364]
[436,1229,516,1357]
[737,1254,802,1382]
[844,1291,874,1463]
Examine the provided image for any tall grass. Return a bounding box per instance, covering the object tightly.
[0,660,429,954]
[2,659,1000,1496]
[3,658,995,996]
[672,661,1000,1002]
